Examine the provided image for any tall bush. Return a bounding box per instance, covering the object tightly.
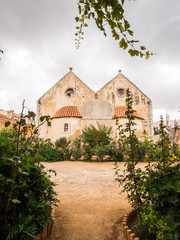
[0,101,58,240]
[115,90,180,239]
[115,89,144,210]
[71,137,82,160]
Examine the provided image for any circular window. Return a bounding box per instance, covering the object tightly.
[66,88,74,97]
[117,88,124,97]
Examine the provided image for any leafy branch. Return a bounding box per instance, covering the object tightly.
[75,0,153,59]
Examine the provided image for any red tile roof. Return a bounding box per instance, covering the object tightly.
[113,106,144,120]
[52,106,82,119]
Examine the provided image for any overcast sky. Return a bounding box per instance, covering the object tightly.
[0,0,180,122]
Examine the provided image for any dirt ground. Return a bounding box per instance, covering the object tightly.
[43,161,138,240]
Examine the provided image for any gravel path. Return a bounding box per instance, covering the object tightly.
[43,161,132,240]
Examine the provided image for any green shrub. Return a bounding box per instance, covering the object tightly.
[172,142,180,161]
[0,129,15,159]
[92,144,108,161]
[71,137,82,160]
[62,148,71,160]
[80,123,113,161]
[0,104,58,240]
[71,148,81,160]
[55,137,69,148]
[54,137,72,160]
[140,205,168,240]
[0,132,58,240]
[105,142,124,161]
[44,147,64,162]
[83,145,93,161]
[81,123,112,147]
[144,164,180,234]
[115,91,180,239]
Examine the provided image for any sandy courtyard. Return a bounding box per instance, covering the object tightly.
[43,161,132,240]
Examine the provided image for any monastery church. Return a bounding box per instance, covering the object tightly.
[37,68,153,142]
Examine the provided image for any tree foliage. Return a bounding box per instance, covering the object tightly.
[76,0,153,59]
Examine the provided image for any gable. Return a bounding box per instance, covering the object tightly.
[38,70,95,102]
[37,70,95,117]
[96,72,151,107]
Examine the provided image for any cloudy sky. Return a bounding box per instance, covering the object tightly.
[0,0,180,121]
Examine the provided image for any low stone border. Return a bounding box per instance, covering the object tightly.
[33,208,55,240]
[123,211,140,240]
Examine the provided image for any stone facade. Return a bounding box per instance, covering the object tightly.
[37,69,153,142]
[0,109,19,130]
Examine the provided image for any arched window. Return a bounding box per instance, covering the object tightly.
[64,123,69,132]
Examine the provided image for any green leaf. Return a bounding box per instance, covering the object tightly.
[28,111,36,120]
[78,4,81,14]
[75,17,79,22]
[128,30,134,36]
[124,19,130,30]
[20,119,26,126]
[5,121,11,127]
[140,46,146,51]
[112,29,119,40]
[11,199,21,204]
[128,49,135,56]
[40,116,45,122]
[119,25,124,32]
[119,38,128,49]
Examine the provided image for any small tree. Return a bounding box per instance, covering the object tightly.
[156,116,174,167]
[115,88,145,210]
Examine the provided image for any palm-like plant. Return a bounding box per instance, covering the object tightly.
[81,123,112,147]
